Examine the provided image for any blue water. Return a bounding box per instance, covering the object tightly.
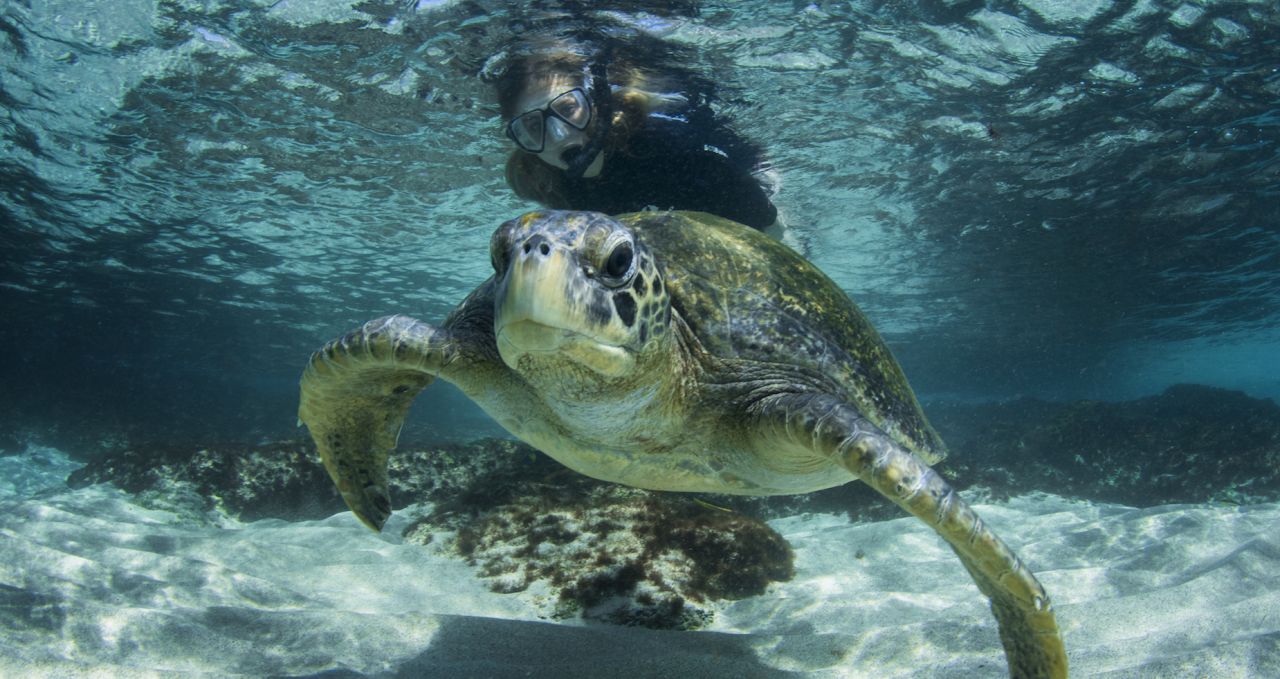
[3,4,1280,677]
[2,0,1278,444]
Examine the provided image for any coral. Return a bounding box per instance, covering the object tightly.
[406,473,793,629]
[66,439,341,521]
[65,437,535,522]
[929,384,1280,505]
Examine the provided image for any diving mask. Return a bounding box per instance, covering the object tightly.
[505,88,593,153]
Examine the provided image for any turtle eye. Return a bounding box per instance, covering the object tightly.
[489,227,512,274]
[601,240,634,287]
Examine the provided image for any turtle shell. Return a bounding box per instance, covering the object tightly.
[621,211,946,464]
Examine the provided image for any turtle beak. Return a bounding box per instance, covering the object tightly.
[495,234,575,345]
[494,232,634,377]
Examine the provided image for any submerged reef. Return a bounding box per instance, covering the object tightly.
[65,438,537,522]
[66,439,341,522]
[405,468,793,630]
[931,384,1280,506]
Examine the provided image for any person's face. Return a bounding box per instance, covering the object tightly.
[511,75,604,177]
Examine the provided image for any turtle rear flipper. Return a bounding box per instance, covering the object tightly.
[298,315,451,531]
[758,392,1068,679]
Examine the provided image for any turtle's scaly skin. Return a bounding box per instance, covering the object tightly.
[630,211,946,466]
[298,210,1067,678]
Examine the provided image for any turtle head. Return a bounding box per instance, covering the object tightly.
[491,210,671,379]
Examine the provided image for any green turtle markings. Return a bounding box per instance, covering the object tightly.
[298,210,1067,678]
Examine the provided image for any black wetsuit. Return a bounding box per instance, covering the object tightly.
[560,108,777,230]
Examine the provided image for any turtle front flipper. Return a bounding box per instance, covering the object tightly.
[758,393,1067,679]
[298,315,455,532]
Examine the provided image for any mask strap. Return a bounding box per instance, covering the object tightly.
[564,52,613,179]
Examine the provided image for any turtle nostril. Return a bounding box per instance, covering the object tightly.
[522,234,553,257]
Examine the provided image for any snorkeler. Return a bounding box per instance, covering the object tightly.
[487,37,779,231]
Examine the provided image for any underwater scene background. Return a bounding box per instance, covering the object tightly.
[2,1,1279,677]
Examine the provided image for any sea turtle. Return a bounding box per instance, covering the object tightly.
[297,210,1067,678]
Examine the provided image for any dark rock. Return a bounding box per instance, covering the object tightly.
[407,474,794,630]
[0,431,22,457]
[928,384,1280,505]
[66,439,343,521]
[389,438,552,507]
[63,437,548,522]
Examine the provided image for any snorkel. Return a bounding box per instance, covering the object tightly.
[563,55,612,179]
